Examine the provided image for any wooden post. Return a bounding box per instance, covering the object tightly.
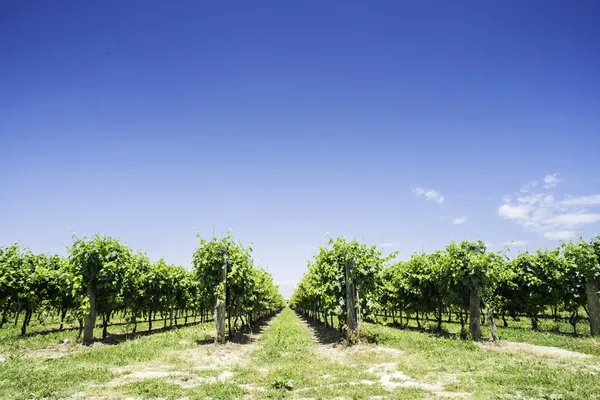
[488,307,498,341]
[585,278,600,336]
[469,288,481,341]
[214,249,228,344]
[83,281,97,344]
[355,282,361,325]
[345,260,357,338]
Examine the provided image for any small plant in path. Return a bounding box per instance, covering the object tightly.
[271,376,294,391]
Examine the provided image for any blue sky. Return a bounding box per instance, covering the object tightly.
[1,1,599,297]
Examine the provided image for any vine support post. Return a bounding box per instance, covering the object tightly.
[345,260,357,340]
[214,248,228,344]
[487,306,498,341]
[585,278,600,336]
[469,286,481,341]
[355,283,361,324]
[83,281,97,344]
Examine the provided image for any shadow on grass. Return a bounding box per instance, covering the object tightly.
[193,313,277,346]
[296,314,343,345]
[394,324,459,340]
[97,319,209,345]
[376,314,588,339]
[20,316,206,339]
[296,313,461,345]
[21,326,80,338]
[15,311,282,348]
[498,324,585,339]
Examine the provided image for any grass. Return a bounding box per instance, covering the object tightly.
[231,307,404,399]
[0,320,215,399]
[372,313,600,356]
[360,321,600,400]
[0,313,206,353]
[0,308,599,399]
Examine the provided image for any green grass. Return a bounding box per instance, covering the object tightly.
[228,307,415,399]
[0,321,215,399]
[0,313,204,352]
[119,380,246,400]
[361,322,600,400]
[372,313,600,356]
[1,308,600,399]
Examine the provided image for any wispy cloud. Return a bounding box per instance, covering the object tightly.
[379,242,400,248]
[543,173,562,189]
[498,174,600,240]
[413,187,444,204]
[543,231,577,240]
[561,195,600,206]
[452,216,467,225]
[504,240,527,247]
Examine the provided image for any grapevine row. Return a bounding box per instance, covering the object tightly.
[290,235,600,340]
[0,233,285,342]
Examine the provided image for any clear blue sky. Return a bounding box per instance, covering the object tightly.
[2,1,599,297]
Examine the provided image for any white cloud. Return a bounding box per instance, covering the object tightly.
[519,180,539,193]
[543,231,577,240]
[452,216,467,225]
[379,242,400,248]
[543,173,562,189]
[413,187,444,204]
[518,173,562,193]
[498,204,530,219]
[546,213,600,227]
[498,174,600,240]
[504,240,527,247]
[562,195,600,206]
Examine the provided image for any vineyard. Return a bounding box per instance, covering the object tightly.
[291,235,600,341]
[1,234,600,399]
[0,232,285,341]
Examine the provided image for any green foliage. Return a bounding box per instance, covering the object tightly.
[1,231,284,340]
[563,237,600,279]
[290,236,395,327]
[291,235,600,338]
[192,232,285,323]
[271,376,294,391]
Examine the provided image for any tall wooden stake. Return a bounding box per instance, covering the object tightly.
[215,248,228,344]
[469,288,482,341]
[345,260,357,339]
[83,281,97,344]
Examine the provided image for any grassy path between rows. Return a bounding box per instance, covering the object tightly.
[231,307,422,399]
[234,309,600,399]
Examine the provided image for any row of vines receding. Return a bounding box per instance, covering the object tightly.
[290,235,600,342]
[0,232,285,343]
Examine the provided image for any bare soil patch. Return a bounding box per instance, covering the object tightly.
[105,364,190,387]
[97,316,277,394]
[23,340,85,360]
[477,340,591,360]
[367,363,469,397]
[297,315,469,397]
